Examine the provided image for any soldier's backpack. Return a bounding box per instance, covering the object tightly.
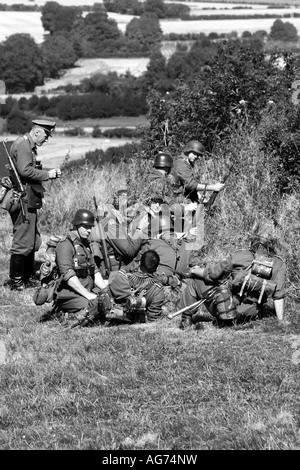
[232,254,277,305]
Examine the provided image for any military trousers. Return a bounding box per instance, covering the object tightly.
[10,206,41,256]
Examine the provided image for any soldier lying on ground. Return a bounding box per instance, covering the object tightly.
[176,230,287,329]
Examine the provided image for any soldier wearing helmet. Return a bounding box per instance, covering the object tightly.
[177,223,287,329]
[53,208,109,328]
[4,119,62,292]
[147,151,175,211]
[172,140,225,204]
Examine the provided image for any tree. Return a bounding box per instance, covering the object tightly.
[0,34,44,92]
[103,0,142,15]
[269,19,299,42]
[41,1,82,35]
[75,12,123,57]
[7,103,31,134]
[41,34,78,78]
[144,0,165,18]
[143,48,171,93]
[125,13,163,54]
[145,40,295,153]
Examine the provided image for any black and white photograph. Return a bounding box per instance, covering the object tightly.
[0,0,299,454]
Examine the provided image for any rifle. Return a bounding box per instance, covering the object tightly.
[167,283,222,320]
[93,195,111,278]
[2,141,28,223]
[167,299,206,320]
[205,162,235,213]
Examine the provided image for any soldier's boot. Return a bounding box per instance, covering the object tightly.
[69,309,90,329]
[98,291,114,322]
[9,254,25,291]
[24,251,40,288]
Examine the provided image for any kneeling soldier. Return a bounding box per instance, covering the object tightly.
[54,208,108,327]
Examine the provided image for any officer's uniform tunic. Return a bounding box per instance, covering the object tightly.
[10,133,50,256]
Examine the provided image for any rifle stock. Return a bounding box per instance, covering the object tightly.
[2,141,28,223]
[205,162,235,212]
[93,196,111,278]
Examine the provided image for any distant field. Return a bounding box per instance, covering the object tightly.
[0,134,138,168]
[0,115,147,167]
[1,6,300,44]
[1,0,297,6]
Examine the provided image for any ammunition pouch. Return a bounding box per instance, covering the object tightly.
[124,296,147,323]
[74,265,95,278]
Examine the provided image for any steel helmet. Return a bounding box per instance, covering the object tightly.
[71,209,95,227]
[153,152,173,169]
[183,140,205,156]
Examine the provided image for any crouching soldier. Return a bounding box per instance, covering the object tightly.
[53,208,108,327]
[98,250,165,325]
[176,230,287,329]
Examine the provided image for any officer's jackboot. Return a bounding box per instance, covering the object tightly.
[24,251,40,288]
[9,254,25,291]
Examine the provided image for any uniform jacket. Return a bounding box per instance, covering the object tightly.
[172,153,200,203]
[109,268,165,321]
[55,231,98,300]
[10,133,50,210]
[128,237,202,279]
[177,248,286,316]
[148,168,177,205]
[202,248,286,300]
[90,217,143,275]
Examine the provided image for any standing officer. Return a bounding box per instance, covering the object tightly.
[54,209,108,327]
[7,119,62,291]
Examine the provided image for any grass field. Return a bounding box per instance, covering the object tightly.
[0,264,299,450]
[0,161,299,450]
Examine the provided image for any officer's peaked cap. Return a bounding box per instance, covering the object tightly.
[32,119,56,136]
